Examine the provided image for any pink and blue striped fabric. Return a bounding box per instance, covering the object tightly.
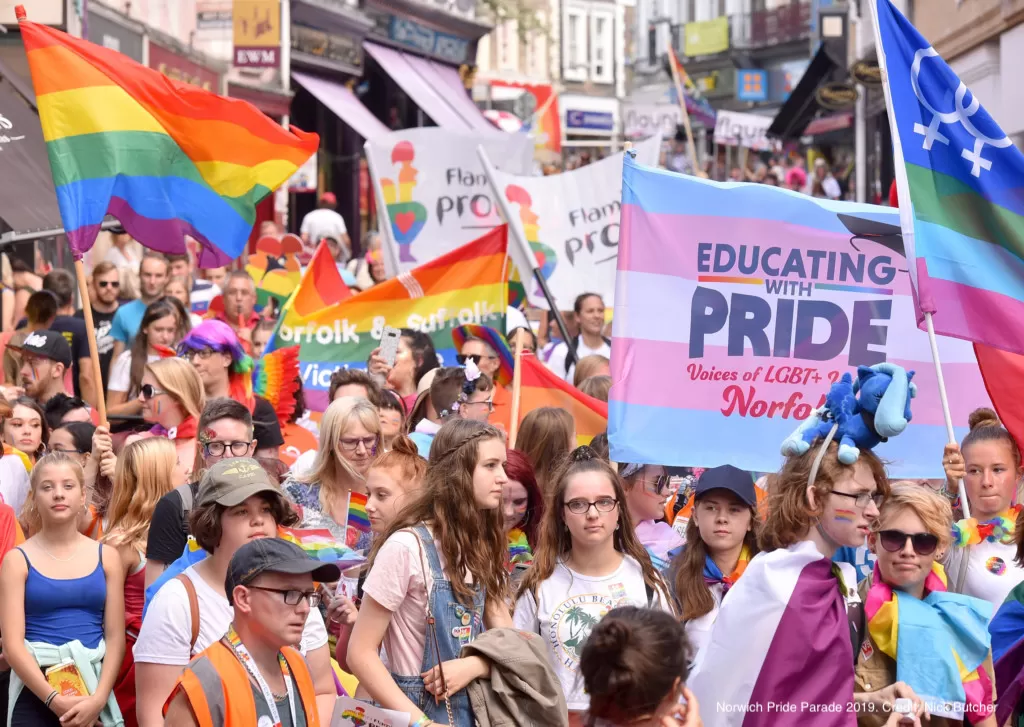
[608,155,991,477]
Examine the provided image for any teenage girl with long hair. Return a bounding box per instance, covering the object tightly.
[668,465,761,669]
[941,408,1024,607]
[514,446,672,725]
[103,438,178,727]
[107,298,191,417]
[0,453,125,727]
[516,407,575,495]
[502,449,544,572]
[348,419,512,727]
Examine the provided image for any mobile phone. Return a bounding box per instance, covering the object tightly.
[379,326,401,367]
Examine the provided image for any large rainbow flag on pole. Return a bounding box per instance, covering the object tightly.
[17,7,318,265]
[518,353,607,446]
[872,0,1024,355]
[269,226,509,410]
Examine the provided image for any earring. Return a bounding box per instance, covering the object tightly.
[615,523,619,531]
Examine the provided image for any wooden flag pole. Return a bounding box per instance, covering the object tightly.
[73,259,108,427]
[509,338,524,447]
[667,50,702,177]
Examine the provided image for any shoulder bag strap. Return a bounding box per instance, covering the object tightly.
[176,573,200,652]
[412,527,456,725]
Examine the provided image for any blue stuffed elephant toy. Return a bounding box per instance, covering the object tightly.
[781,362,917,464]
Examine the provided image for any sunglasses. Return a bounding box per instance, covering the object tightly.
[140,384,166,400]
[457,354,482,365]
[97,280,120,289]
[878,529,939,556]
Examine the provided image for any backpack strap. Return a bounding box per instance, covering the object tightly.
[176,573,200,653]
[645,580,654,607]
[564,334,613,375]
[177,482,194,514]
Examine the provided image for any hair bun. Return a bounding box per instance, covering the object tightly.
[569,445,597,463]
[388,434,422,459]
[968,407,1001,431]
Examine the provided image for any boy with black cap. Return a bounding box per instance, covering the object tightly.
[12,329,73,406]
[162,538,339,726]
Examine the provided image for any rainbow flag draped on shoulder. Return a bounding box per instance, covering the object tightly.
[517,353,607,446]
[872,0,1024,354]
[270,226,509,410]
[17,8,318,265]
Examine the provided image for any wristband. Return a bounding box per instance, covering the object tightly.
[411,716,432,727]
[44,690,58,708]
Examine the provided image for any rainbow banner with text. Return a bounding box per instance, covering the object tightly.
[609,156,992,478]
[269,226,509,410]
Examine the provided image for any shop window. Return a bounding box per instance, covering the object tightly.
[564,8,589,81]
[590,10,614,84]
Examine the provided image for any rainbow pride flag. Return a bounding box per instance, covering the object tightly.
[269,226,509,410]
[347,491,371,534]
[17,9,318,265]
[279,526,366,569]
[518,352,607,446]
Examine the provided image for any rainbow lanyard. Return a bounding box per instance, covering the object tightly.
[224,624,297,727]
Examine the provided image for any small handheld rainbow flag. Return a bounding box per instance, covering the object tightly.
[347,491,371,534]
[279,527,365,569]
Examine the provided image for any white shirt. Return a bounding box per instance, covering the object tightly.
[134,565,328,665]
[546,338,611,383]
[962,539,1024,611]
[0,454,30,515]
[108,351,160,394]
[105,245,140,271]
[300,209,349,262]
[512,556,671,710]
[684,582,724,672]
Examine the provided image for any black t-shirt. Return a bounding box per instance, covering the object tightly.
[50,315,89,398]
[147,481,199,566]
[74,306,117,390]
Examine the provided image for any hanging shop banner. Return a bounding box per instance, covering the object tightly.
[713,109,780,151]
[365,127,533,275]
[233,0,281,68]
[684,16,729,57]
[608,156,992,478]
[480,135,661,311]
[622,103,683,139]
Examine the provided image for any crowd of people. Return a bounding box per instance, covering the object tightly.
[0,218,1021,727]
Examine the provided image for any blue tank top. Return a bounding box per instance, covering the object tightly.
[19,545,107,648]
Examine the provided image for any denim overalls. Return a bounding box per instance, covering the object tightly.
[391,524,485,726]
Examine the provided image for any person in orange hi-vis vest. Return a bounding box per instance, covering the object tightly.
[163,538,341,726]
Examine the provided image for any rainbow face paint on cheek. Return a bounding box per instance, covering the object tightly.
[154,399,162,416]
[834,509,857,523]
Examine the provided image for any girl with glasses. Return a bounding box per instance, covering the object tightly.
[689,440,925,725]
[856,485,995,727]
[514,446,672,726]
[176,320,254,409]
[619,462,685,572]
[941,409,1024,609]
[102,437,179,727]
[284,397,382,553]
[348,419,512,727]
[107,298,191,418]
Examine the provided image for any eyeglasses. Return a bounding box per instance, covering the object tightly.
[52,446,86,455]
[640,476,678,496]
[247,585,323,608]
[97,280,120,289]
[878,529,939,556]
[339,437,377,454]
[184,349,216,362]
[832,490,885,509]
[203,440,253,457]
[463,399,495,412]
[565,497,618,515]
[140,384,166,400]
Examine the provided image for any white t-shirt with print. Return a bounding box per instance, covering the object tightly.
[133,565,328,665]
[0,454,30,515]
[108,351,160,394]
[963,539,1024,611]
[512,556,672,711]
[546,339,611,384]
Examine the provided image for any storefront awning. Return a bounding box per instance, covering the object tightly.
[0,43,36,108]
[293,72,390,141]
[0,76,62,237]
[365,42,493,133]
[767,46,845,140]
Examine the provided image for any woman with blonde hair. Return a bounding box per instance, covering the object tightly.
[516,406,575,496]
[284,396,382,552]
[572,354,610,388]
[578,374,611,402]
[103,438,178,727]
[125,358,205,485]
[856,484,995,727]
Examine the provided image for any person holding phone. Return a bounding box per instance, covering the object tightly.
[367,329,439,414]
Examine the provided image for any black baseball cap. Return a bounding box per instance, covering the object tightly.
[226,538,341,605]
[695,465,758,507]
[12,329,73,368]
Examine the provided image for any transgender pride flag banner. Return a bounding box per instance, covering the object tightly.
[609,155,992,478]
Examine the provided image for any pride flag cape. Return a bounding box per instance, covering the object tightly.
[17,10,317,265]
[872,0,1024,354]
[688,541,856,726]
[269,226,509,411]
[518,352,607,446]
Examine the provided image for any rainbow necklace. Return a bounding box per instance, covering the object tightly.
[952,504,1021,548]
